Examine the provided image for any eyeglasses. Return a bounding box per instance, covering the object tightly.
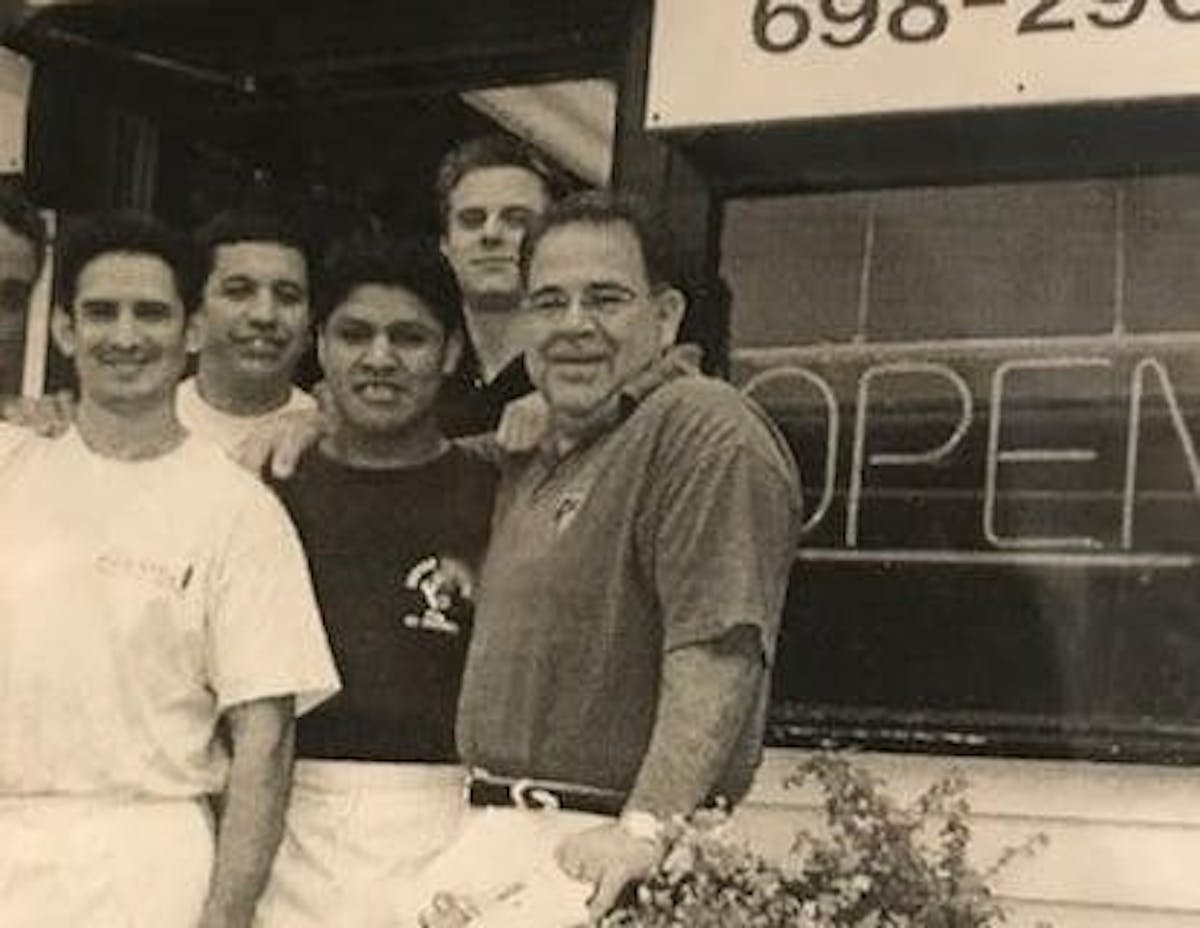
[524,284,641,318]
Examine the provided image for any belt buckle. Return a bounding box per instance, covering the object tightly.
[509,777,561,811]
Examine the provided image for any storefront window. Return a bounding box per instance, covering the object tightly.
[725,175,1200,760]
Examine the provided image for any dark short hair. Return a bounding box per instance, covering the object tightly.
[56,210,200,315]
[434,134,554,230]
[519,189,677,290]
[193,208,313,289]
[316,233,463,334]
[0,181,47,276]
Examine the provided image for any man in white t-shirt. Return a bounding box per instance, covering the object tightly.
[0,210,340,928]
[177,208,317,454]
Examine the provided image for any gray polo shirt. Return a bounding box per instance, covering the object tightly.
[456,357,802,803]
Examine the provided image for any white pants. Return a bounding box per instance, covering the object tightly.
[255,759,467,928]
[0,795,214,928]
[398,805,606,928]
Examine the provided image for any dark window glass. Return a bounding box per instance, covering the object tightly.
[723,176,1200,763]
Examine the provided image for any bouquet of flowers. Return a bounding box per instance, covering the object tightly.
[602,753,1048,928]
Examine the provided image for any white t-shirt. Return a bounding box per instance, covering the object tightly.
[0,423,341,799]
[176,376,317,457]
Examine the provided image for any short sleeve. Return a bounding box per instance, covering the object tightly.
[207,484,340,715]
[648,393,802,665]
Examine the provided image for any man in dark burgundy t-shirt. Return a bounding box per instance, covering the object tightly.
[256,234,497,928]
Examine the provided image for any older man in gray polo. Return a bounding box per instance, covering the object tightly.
[413,190,802,928]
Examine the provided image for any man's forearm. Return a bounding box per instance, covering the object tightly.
[624,626,763,819]
[200,697,295,928]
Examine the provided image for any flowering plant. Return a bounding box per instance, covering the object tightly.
[602,753,1048,927]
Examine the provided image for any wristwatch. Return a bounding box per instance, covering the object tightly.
[619,809,668,848]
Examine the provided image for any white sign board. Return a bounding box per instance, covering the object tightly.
[0,47,30,172]
[646,0,1200,129]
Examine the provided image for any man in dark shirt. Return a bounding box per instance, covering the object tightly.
[434,135,553,436]
[256,234,497,927]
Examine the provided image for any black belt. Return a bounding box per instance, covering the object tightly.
[467,771,625,817]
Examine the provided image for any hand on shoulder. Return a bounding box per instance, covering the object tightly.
[232,408,328,478]
[0,390,75,437]
[494,391,549,453]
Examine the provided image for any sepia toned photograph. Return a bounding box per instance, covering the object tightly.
[2,1,1200,925]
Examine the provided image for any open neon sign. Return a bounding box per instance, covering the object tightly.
[740,336,1200,566]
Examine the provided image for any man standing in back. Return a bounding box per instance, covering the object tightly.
[434,135,553,436]
[177,208,317,453]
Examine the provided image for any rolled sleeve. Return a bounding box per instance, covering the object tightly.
[650,406,802,666]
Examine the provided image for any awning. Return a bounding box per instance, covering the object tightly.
[5,0,628,191]
[7,0,633,122]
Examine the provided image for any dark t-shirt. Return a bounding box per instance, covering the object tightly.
[272,444,497,762]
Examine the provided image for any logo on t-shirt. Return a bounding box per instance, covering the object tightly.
[402,555,474,636]
[96,551,194,593]
[553,491,588,533]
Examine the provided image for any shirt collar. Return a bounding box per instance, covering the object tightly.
[616,342,703,413]
[453,338,529,390]
[538,343,704,460]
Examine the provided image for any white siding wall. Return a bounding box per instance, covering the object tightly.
[739,748,1200,925]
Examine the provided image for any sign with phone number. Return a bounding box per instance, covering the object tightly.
[645,0,1200,128]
